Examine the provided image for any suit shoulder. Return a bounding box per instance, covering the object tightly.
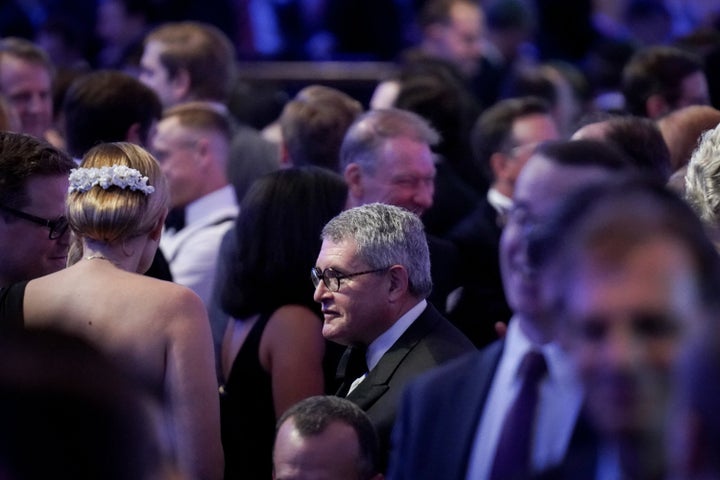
[408,340,501,394]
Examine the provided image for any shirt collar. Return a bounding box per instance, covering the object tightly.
[503,315,579,385]
[488,187,513,216]
[366,299,427,371]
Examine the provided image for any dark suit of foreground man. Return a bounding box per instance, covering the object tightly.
[388,140,636,480]
[312,203,474,471]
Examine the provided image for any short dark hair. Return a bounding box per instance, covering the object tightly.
[144,22,236,102]
[280,85,363,172]
[419,0,476,28]
[276,396,380,480]
[622,45,704,117]
[63,70,162,157]
[0,132,75,207]
[598,114,671,181]
[535,138,632,170]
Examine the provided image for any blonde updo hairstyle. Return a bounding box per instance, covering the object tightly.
[67,143,169,262]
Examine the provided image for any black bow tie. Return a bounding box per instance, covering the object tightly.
[165,207,186,232]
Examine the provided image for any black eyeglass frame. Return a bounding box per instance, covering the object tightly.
[311,266,390,292]
[0,204,69,240]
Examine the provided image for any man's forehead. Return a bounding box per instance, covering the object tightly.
[514,154,618,216]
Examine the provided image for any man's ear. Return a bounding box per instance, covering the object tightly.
[489,151,507,181]
[344,163,364,201]
[279,142,292,167]
[125,122,142,144]
[646,93,669,119]
[170,68,191,102]
[387,265,409,301]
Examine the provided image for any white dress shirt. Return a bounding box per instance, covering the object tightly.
[465,316,584,480]
[160,185,238,307]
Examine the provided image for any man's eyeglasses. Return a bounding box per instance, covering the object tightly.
[0,204,69,240]
[311,266,389,292]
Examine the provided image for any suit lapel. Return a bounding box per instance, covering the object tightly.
[450,341,504,479]
[345,305,443,409]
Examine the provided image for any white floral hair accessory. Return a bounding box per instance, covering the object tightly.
[68,165,155,195]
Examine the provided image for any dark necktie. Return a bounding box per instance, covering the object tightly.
[489,350,548,480]
[336,345,367,397]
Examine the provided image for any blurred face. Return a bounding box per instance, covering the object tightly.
[428,1,485,76]
[313,238,391,346]
[139,41,177,107]
[500,154,615,319]
[0,174,70,285]
[152,116,202,208]
[563,239,703,439]
[273,419,364,480]
[497,114,560,195]
[674,71,710,110]
[357,137,436,216]
[0,55,52,138]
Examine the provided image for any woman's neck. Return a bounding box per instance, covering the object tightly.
[82,238,145,273]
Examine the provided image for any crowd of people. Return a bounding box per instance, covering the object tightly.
[1,0,720,479]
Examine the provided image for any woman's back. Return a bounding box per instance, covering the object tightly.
[21,142,224,480]
[25,259,201,394]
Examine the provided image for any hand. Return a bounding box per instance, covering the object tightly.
[494,321,508,340]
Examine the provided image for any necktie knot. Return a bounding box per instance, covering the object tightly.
[519,350,547,384]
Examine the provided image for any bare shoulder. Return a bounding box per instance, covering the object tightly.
[265,305,320,335]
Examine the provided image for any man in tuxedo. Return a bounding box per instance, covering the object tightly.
[448,96,559,346]
[532,178,720,478]
[387,139,634,480]
[341,107,459,313]
[313,203,474,470]
[153,101,238,307]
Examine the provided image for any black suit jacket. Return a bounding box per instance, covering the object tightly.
[447,195,512,347]
[426,234,461,315]
[338,303,476,470]
[387,340,597,480]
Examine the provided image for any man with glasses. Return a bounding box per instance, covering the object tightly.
[448,96,559,347]
[0,131,75,286]
[312,202,474,472]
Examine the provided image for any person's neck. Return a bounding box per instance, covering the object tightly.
[82,238,145,273]
[516,311,556,345]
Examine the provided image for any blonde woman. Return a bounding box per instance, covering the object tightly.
[19,142,222,479]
